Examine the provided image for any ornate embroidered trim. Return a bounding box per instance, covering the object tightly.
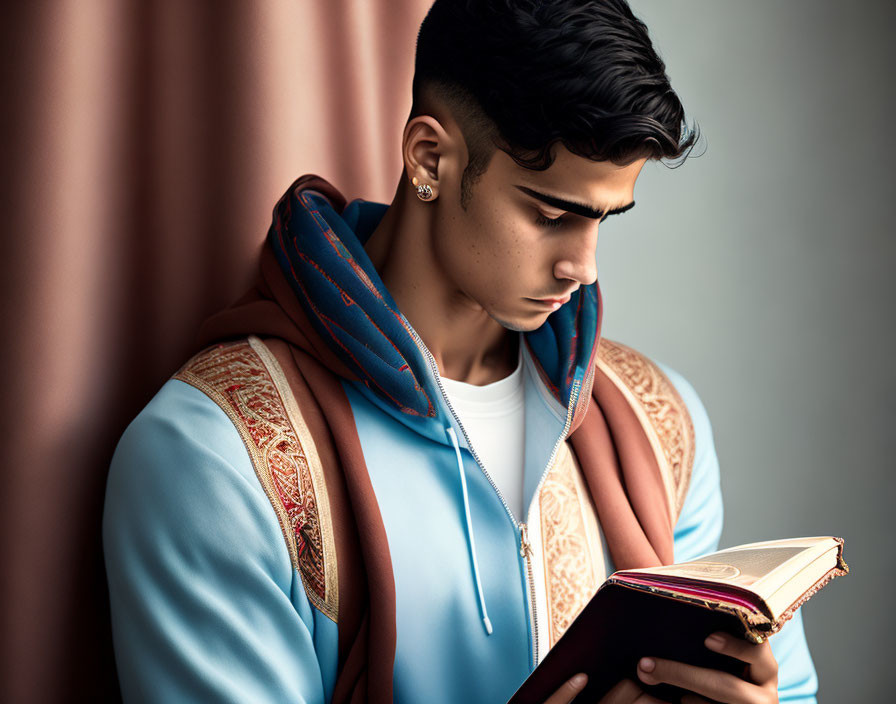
[596,339,696,522]
[539,442,605,649]
[173,335,338,621]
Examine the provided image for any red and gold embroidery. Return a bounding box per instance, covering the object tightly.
[174,335,338,621]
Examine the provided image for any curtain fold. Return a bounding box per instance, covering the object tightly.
[0,2,431,700]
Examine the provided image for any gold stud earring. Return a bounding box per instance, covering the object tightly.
[412,176,434,201]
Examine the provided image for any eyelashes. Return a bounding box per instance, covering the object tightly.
[535,210,610,230]
[534,212,565,229]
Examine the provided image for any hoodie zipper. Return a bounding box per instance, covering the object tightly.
[407,327,521,525]
[518,522,538,666]
[520,376,582,667]
[407,324,583,670]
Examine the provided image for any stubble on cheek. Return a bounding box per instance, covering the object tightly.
[459,201,539,324]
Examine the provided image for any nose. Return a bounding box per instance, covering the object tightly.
[553,224,598,286]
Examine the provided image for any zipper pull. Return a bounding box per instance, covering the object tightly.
[519,522,533,559]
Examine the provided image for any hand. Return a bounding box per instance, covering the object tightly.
[543,673,669,703]
[636,631,779,704]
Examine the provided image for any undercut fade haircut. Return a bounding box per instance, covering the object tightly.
[410,0,699,207]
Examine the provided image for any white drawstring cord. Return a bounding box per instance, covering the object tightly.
[445,426,494,636]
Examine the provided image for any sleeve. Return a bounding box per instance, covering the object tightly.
[102,379,328,704]
[657,363,819,704]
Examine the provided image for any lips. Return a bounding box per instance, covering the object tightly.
[535,292,573,305]
[528,294,572,311]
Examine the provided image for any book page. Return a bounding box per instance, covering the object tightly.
[617,537,838,600]
[657,546,805,589]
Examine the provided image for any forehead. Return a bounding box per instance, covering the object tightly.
[494,144,646,208]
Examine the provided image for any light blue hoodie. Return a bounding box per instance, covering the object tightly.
[103,178,819,702]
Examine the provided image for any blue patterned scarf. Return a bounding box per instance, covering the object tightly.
[268,175,601,425]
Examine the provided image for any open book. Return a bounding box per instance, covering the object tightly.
[508,536,848,703]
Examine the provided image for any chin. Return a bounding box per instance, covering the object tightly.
[490,312,546,333]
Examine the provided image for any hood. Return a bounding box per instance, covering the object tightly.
[199,174,602,443]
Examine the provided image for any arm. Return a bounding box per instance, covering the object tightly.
[659,363,819,704]
[103,380,331,703]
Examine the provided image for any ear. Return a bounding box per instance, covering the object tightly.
[402,115,450,201]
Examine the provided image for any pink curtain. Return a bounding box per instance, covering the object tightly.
[1,2,432,700]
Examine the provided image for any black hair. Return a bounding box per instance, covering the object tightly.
[410,0,699,206]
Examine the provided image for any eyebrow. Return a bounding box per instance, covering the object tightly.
[514,185,635,220]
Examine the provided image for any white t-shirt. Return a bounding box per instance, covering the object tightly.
[441,342,526,520]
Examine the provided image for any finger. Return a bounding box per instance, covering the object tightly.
[599,678,668,704]
[599,678,642,704]
[543,672,588,704]
[636,656,759,704]
[632,693,670,704]
[680,695,714,704]
[704,632,779,686]
[599,678,650,704]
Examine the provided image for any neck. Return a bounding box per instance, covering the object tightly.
[364,176,518,385]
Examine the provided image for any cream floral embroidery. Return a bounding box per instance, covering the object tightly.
[596,339,695,519]
[538,339,696,648]
[539,443,603,647]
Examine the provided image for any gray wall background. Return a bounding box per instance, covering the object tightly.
[599,2,895,701]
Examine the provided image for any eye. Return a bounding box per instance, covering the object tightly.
[534,211,565,229]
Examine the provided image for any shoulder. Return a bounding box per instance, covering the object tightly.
[595,338,701,519]
[652,360,714,454]
[596,338,707,419]
[595,337,714,453]
[601,343,724,560]
[105,336,318,590]
[168,336,339,621]
[104,374,296,586]
[648,357,718,499]
[595,340,723,560]
[103,375,336,702]
[109,374,260,494]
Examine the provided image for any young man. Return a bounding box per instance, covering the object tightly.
[103,1,819,702]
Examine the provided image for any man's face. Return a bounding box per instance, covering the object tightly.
[430,144,646,332]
